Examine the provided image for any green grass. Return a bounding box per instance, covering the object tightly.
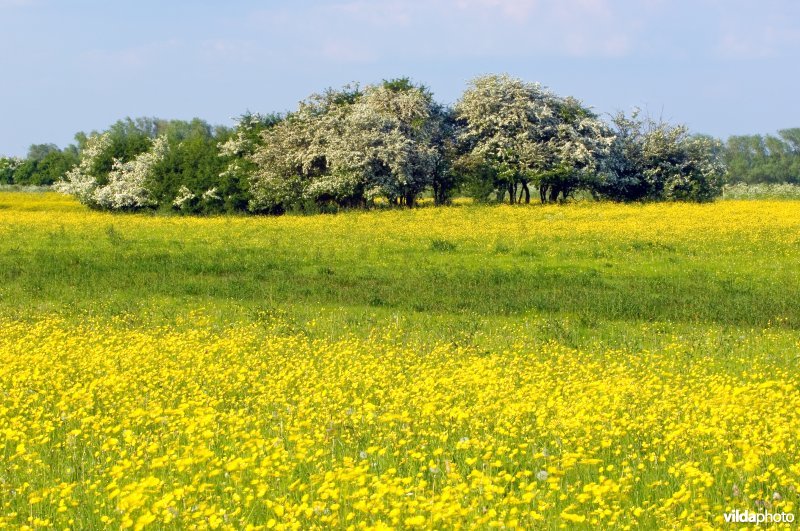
[1,192,799,349]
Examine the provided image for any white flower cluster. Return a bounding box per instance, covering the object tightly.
[54,133,113,205]
[55,134,168,210]
[0,156,23,171]
[172,185,195,209]
[172,185,223,211]
[248,83,448,211]
[94,136,168,209]
[454,74,613,202]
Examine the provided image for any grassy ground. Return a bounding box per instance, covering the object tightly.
[2,192,800,333]
[1,192,799,529]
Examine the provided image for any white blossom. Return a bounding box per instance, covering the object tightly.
[54,132,113,206]
[455,74,612,202]
[248,82,448,211]
[172,185,196,208]
[92,136,168,210]
[201,187,221,202]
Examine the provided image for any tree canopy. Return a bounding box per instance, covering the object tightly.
[454,74,613,204]
[6,73,783,212]
[723,129,800,184]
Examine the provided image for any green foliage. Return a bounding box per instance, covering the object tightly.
[217,112,283,212]
[0,157,22,184]
[454,74,613,204]
[32,74,800,211]
[455,153,500,203]
[2,145,79,186]
[58,117,243,214]
[27,143,61,161]
[723,129,800,184]
[151,119,234,214]
[598,110,726,202]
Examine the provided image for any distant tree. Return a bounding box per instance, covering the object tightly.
[9,159,37,184]
[93,136,169,210]
[56,117,241,213]
[779,128,800,152]
[29,149,79,185]
[537,96,614,202]
[49,75,748,213]
[453,152,501,203]
[54,133,114,205]
[780,128,800,181]
[152,118,233,213]
[27,143,60,162]
[342,79,450,207]
[723,130,800,184]
[59,118,158,193]
[6,144,79,186]
[430,106,460,206]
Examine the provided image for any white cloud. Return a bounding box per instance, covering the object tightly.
[321,39,378,63]
[329,1,414,26]
[717,24,800,59]
[82,40,182,70]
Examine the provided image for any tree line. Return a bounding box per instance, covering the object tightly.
[723,129,800,184]
[1,74,790,214]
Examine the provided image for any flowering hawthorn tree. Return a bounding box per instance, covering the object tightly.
[455,74,612,203]
[598,110,726,202]
[55,134,168,210]
[248,80,452,212]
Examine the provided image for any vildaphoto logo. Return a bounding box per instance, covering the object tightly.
[723,509,795,524]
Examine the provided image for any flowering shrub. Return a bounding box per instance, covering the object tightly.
[455,74,613,203]
[56,134,167,210]
[598,110,726,202]
[0,156,24,184]
[722,182,800,200]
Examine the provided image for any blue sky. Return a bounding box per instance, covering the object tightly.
[1,0,799,156]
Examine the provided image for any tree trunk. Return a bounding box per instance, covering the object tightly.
[549,184,560,203]
[522,181,531,204]
[539,184,547,204]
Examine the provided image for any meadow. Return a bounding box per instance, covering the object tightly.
[1,192,799,529]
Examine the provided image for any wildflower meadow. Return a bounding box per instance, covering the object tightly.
[1,192,799,529]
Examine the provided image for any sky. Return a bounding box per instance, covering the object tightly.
[1,0,799,157]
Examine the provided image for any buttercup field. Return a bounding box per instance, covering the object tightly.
[1,193,799,529]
